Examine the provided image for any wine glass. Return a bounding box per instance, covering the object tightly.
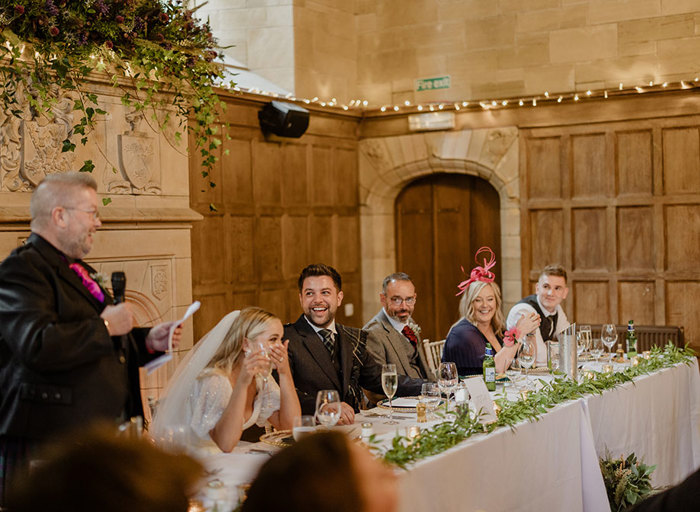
[381,364,398,424]
[601,324,618,363]
[518,333,536,387]
[590,337,604,361]
[437,362,458,413]
[419,382,441,421]
[315,390,341,428]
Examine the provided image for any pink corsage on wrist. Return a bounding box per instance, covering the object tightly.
[503,327,520,347]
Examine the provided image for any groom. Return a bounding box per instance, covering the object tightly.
[284,264,425,425]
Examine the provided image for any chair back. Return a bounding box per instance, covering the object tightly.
[422,338,446,378]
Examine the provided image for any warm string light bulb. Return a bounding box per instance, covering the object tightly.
[230,72,700,114]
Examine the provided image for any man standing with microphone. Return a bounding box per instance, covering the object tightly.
[0,172,181,503]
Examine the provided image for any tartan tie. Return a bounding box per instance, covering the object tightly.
[319,329,335,359]
[402,325,418,350]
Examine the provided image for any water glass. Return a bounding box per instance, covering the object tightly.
[292,415,316,441]
[315,390,341,428]
[244,339,272,380]
[590,337,605,360]
[419,382,441,420]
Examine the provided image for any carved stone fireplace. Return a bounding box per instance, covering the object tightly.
[0,85,201,413]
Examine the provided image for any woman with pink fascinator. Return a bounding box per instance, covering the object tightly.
[443,247,541,377]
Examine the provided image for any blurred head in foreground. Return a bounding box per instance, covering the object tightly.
[242,431,398,512]
[8,424,204,512]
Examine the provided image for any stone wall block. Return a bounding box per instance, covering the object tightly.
[550,24,618,64]
[662,0,700,16]
[587,0,661,25]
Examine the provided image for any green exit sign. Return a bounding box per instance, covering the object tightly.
[416,75,451,91]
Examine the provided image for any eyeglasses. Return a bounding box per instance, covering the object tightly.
[64,207,100,220]
[389,296,416,306]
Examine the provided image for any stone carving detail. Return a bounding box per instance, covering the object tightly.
[151,264,169,300]
[109,108,161,195]
[482,128,517,166]
[1,86,76,192]
[361,139,391,172]
[0,105,24,192]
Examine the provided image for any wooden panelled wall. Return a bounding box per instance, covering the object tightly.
[189,98,362,339]
[521,115,700,350]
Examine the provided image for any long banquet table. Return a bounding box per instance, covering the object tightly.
[198,360,700,512]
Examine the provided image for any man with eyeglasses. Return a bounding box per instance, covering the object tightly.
[0,172,181,504]
[364,273,433,380]
[284,264,425,424]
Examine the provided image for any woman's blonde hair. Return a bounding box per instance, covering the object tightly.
[457,281,505,335]
[206,307,280,373]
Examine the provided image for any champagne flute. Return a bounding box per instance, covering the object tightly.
[315,390,341,428]
[578,325,592,359]
[381,364,398,424]
[601,324,618,363]
[518,333,536,387]
[437,362,458,414]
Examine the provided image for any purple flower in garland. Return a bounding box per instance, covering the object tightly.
[45,0,59,16]
[133,16,145,33]
[14,4,25,15]
[94,0,109,16]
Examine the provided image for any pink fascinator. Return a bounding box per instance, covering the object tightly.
[456,246,496,296]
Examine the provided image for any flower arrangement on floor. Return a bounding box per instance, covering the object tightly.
[600,452,656,511]
[0,0,226,204]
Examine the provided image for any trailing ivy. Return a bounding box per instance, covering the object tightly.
[0,1,228,208]
[382,343,695,468]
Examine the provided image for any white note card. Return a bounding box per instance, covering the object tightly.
[463,376,497,424]
[145,301,201,374]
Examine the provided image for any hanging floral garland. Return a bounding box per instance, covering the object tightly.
[0,0,226,206]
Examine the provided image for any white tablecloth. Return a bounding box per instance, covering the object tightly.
[199,360,700,512]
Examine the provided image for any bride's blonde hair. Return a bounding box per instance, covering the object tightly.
[206,307,279,373]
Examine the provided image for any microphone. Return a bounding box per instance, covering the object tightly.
[111,271,126,304]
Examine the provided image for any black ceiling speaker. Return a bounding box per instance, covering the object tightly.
[258,101,310,138]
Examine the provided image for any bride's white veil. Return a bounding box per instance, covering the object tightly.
[151,310,240,441]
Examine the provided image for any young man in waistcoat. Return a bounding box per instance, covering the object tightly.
[506,264,570,366]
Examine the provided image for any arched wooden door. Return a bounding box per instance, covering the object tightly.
[395,173,501,342]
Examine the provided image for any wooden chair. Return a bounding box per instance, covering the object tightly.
[588,324,685,352]
[422,338,446,379]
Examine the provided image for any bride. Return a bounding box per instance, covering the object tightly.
[152,307,301,454]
